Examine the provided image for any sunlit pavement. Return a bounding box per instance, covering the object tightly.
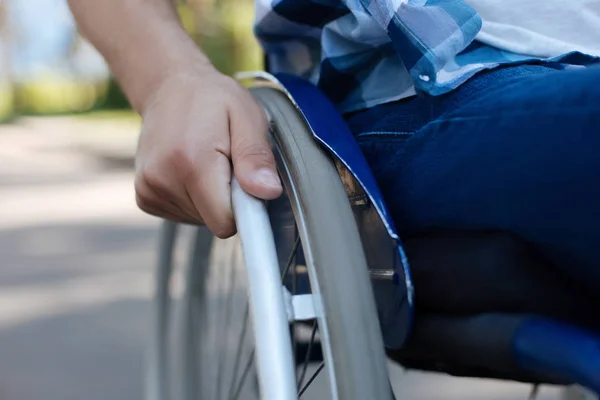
[0,117,567,399]
[0,117,156,400]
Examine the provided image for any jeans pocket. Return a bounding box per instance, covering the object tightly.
[356,131,413,179]
[356,131,414,138]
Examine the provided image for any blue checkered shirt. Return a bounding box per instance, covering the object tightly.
[254,0,598,113]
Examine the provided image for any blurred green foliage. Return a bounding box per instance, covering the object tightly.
[14,79,109,115]
[0,0,263,119]
[194,0,263,75]
[98,0,264,110]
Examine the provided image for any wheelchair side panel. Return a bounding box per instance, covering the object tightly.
[273,73,414,348]
[273,74,399,239]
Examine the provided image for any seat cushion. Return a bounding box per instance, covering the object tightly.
[389,231,600,386]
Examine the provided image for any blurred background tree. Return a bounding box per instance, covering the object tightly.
[0,2,15,121]
[1,0,262,117]
[100,0,263,111]
[179,0,262,75]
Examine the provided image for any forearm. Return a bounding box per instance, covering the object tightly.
[68,0,213,113]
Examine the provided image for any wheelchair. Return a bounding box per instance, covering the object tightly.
[145,71,600,400]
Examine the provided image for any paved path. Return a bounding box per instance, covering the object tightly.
[0,117,569,400]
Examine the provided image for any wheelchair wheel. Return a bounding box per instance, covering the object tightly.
[147,86,393,400]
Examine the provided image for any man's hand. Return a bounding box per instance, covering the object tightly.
[67,0,282,237]
[135,68,282,237]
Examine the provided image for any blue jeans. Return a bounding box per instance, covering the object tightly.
[346,64,600,296]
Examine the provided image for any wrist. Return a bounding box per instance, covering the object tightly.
[108,24,215,114]
[139,62,222,118]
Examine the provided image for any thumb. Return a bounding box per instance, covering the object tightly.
[230,96,283,200]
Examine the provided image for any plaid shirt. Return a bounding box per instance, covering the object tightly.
[254,0,599,113]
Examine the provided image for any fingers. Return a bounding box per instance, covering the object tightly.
[133,74,281,239]
[134,171,201,223]
[136,153,235,238]
[229,87,283,200]
[135,99,235,237]
[184,150,236,238]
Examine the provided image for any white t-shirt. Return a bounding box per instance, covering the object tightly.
[465,0,600,58]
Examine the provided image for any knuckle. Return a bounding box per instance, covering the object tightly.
[133,174,145,193]
[138,150,195,191]
[224,80,257,110]
[140,165,166,193]
[222,75,244,93]
[217,78,239,100]
[164,145,193,172]
[236,140,273,162]
[212,222,236,239]
[135,193,155,214]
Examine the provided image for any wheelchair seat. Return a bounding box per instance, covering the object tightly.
[389,231,600,391]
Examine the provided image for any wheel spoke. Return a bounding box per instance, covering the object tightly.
[227,304,250,400]
[190,288,202,397]
[298,361,325,397]
[297,320,318,388]
[281,235,300,279]
[207,202,328,399]
[214,242,237,399]
[207,244,224,399]
[217,244,239,400]
[230,348,256,400]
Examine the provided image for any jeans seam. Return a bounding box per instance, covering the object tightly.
[430,108,600,126]
[356,131,414,138]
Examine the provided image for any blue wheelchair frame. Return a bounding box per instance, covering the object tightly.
[265,72,600,396]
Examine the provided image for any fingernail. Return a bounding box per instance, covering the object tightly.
[256,168,281,189]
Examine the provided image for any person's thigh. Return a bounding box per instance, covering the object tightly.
[350,64,600,295]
